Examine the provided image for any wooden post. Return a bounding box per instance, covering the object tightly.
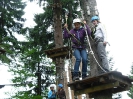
[78,63,82,99]
[70,56,78,99]
[68,70,75,99]
[79,0,112,98]
[64,70,70,99]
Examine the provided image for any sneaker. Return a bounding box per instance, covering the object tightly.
[73,76,79,81]
[104,69,110,72]
[82,76,87,80]
[82,74,87,80]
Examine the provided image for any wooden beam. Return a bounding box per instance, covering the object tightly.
[111,86,129,94]
[75,81,119,95]
[48,51,68,58]
[108,74,132,86]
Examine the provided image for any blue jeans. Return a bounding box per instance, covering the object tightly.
[73,49,88,76]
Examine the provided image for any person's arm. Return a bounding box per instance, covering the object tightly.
[63,24,71,39]
[63,29,71,38]
[83,21,91,35]
[100,24,108,45]
[86,24,91,35]
[48,91,52,98]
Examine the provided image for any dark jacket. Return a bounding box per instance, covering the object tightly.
[63,25,91,49]
[57,89,66,99]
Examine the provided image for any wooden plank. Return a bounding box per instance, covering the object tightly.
[90,85,130,97]
[68,71,133,95]
[44,46,71,59]
[44,46,69,53]
[75,81,120,95]
[111,86,130,93]
[99,77,106,83]
[108,74,132,86]
[68,71,133,87]
[48,51,68,58]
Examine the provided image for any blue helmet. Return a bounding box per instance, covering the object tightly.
[58,84,63,88]
[91,16,99,22]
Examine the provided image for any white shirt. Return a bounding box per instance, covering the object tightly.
[94,23,107,42]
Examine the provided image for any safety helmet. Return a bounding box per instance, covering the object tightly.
[58,84,63,88]
[91,16,99,22]
[50,84,54,88]
[73,18,81,24]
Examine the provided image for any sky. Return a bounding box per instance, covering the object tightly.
[96,0,133,98]
[96,0,133,75]
[0,0,133,98]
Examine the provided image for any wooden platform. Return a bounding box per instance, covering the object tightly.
[44,46,71,59]
[0,48,6,54]
[67,71,133,97]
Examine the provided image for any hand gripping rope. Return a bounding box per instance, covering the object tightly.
[64,8,73,70]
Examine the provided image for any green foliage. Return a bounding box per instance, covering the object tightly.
[7,0,81,98]
[106,51,115,71]
[127,63,133,99]
[0,0,26,63]
[12,91,43,99]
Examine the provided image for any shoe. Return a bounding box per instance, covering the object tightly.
[104,69,110,72]
[73,76,79,81]
[72,72,80,81]
[82,73,87,80]
[82,75,87,80]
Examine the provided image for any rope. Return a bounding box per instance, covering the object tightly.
[84,25,107,73]
[78,0,107,73]
[65,11,74,71]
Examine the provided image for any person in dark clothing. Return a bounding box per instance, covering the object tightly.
[57,84,66,99]
[63,18,91,80]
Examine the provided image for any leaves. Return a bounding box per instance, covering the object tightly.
[127,63,133,99]
[4,0,81,98]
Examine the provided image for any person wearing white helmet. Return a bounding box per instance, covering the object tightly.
[48,85,56,99]
[91,16,109,72]
[57,84,66,99]
[63,18,91,81]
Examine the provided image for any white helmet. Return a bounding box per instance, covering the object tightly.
[50,84,54,88]
[73,18,81,24]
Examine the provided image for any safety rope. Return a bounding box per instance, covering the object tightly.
[83,23,107,73]
[78,0,107,73]
[64,9,74,71]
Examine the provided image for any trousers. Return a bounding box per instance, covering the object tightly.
[73,49,88,76]
[95,37,109,71]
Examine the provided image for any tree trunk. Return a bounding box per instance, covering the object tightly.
[53,0,63,48]
[53,0,67,97]
[79,0,112,98]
